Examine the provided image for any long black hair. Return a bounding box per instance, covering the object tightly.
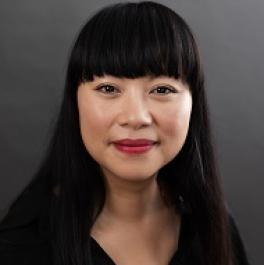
[1,2,236,265]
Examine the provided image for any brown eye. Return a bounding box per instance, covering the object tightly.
[151,86,177,95]
[96,84,119,94]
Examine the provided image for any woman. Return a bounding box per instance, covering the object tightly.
[0,1,250,265]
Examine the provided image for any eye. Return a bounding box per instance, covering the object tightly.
[151,85,178,95]
[95,84,119,94]
[95,84,178,95]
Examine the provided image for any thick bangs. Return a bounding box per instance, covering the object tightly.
[72,2,200,86]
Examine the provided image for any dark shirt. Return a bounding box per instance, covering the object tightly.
[0,184,251,265]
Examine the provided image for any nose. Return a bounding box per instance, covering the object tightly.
[117,94,152,129]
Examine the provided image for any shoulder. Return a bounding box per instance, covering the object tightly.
[0,188,53,265]
[0,206,53,265]
[181,212,251,265]
[228,213,251,265]
[0,216,53,265]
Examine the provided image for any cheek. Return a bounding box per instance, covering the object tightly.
[161,101,192,139]
[78,98,108,136]
[77,98,111,165]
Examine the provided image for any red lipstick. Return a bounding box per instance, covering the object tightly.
[112,138,157,154]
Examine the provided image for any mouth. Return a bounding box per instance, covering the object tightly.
[112,138,158,146]
[112,139,158,154]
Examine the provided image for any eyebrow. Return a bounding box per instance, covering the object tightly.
[90,75,182,86]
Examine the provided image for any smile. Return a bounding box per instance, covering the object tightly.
[113,143,157,154]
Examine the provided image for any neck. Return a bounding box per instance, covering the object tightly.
[99,170,174,225]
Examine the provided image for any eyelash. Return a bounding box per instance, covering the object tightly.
[95,85,178,95]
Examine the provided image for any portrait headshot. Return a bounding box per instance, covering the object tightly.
[0,1,262,265]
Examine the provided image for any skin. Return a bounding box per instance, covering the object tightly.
[77,74,192,264]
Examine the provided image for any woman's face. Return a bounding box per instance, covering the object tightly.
[77,75,192,183]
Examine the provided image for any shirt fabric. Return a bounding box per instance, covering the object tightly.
[0,180,251,265]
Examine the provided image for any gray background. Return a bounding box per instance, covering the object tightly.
[0,0,263,264]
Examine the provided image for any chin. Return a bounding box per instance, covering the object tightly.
[102,166,159,182]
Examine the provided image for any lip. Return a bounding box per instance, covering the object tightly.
[112,138,158,146]
[112,138,158,154]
